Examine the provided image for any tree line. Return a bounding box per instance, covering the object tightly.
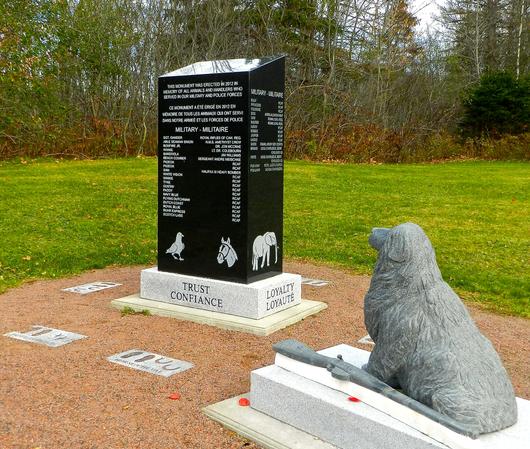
[0,0,528,161]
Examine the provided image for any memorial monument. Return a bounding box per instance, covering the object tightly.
[157,57,285,284]
[112,57,326,332]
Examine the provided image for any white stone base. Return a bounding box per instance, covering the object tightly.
[111,294,326,336]
[140,267,301,319]
[251,365,444,449]
[203,395,336,449]
[247,345,529,449]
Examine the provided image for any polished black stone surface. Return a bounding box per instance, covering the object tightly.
[161,57,280,76]
[158,56,285,283]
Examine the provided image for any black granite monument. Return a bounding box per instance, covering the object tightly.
[158,56,285,284]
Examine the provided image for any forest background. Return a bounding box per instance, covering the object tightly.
[1,0,529,162]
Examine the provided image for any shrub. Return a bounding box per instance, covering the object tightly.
[460,72,530,138]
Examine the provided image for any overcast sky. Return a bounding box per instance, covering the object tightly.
[411,0,443,29]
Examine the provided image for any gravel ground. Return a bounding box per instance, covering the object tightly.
[1,261,528,449]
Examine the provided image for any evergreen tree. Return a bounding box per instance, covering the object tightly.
[460,71,530,136]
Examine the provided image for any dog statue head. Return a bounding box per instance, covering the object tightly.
[369,222,442,284]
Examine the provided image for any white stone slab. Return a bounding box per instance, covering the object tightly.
[274,344,530,449]
[107,349,193,377]
[251,365,445,449]
[301,277,329,287]
[4,325,87,347]
[140,267,301,319]
[203,394,337,449]
[62,281,121,294]
[357,335,374,345]
[111,294,327,336]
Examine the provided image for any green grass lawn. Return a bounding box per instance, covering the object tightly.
[1,158,528,317]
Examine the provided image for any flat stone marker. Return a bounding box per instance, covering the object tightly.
[62,281,121,294]
[4,325,87,347]
[107,349,193,377]
[301,277,329,287]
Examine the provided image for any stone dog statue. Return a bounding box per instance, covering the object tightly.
[364,223,517,435]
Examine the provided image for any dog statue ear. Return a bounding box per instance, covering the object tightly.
[386,229,410,263]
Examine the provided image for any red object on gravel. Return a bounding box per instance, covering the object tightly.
[1,262,527,449]
[168,392,181,400]
[238,397,250,406]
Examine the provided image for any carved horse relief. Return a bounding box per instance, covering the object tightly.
[252,232,278,271]
[217,237,238,268]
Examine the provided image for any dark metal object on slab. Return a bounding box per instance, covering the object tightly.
[273,338,480,439]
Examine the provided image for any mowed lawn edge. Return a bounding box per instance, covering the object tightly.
[0,158,528,317]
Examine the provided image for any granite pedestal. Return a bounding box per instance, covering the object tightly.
[251,365,444,449]
[140,267,301,319]
[204,345,529,449]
